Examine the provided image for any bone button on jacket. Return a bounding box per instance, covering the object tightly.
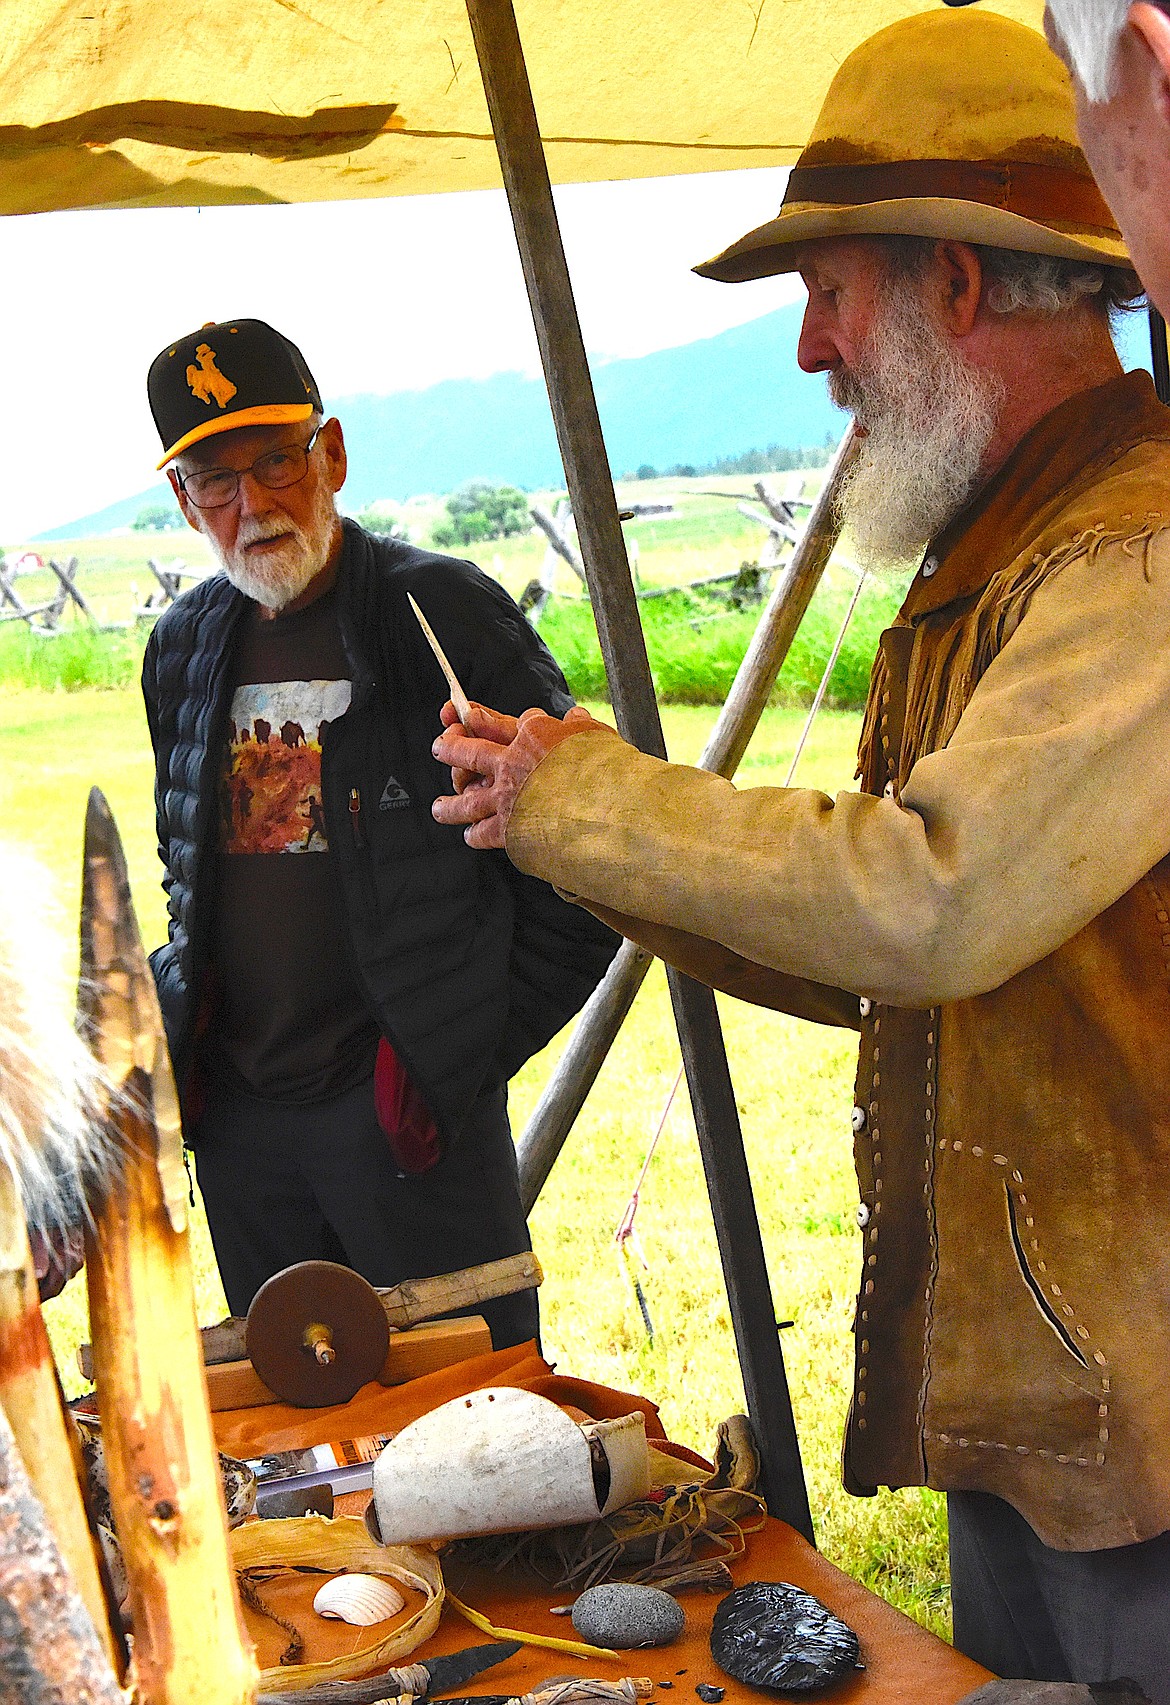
[507,371,1170,1551]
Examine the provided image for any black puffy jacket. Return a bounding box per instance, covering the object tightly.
[142,520,619,1141]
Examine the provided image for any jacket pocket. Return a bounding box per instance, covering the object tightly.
[1004,1182,1088,1367]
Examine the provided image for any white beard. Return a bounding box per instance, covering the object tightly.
[207,476,339,610]
[829,281,1004,573]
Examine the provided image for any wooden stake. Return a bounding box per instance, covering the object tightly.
[465,0,814,1540]
[0,1160,120,1672]
[517,429,856,1212]
[79,790,257,1705]
[0,1396,124,1704]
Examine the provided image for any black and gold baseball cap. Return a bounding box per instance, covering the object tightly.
[148,318,323,468]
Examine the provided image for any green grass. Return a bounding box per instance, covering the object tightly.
[538,567,903,709]
[0,624,146,691]
[0,682,950,1639]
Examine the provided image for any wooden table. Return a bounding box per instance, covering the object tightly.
[216,1345,993,1703]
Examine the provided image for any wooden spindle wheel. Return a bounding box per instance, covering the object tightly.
[245,1262,390,1408]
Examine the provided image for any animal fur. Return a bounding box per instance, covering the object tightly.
[0,844,114,1238]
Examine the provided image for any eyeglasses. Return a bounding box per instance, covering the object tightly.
[178,426,324,510]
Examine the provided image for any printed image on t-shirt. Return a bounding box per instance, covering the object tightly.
[222,680,351,853]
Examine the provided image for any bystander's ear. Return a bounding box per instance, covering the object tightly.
[1129,4,1170,124]
[319,417,348,495]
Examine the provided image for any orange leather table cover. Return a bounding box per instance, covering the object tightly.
[215,1343,993,1702]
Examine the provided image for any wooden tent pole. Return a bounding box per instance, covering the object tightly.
[465,0,813,1540]
[697,427,856,775]
[519,939,651,1215]
[1150,306,1170,406]
[462,1,662,760]
[518,429,857,1212]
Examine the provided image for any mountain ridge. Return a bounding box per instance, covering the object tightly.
[34,301,1154,541]
[35,303,840,539]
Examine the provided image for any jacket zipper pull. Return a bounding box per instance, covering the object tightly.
[349,787,367,847]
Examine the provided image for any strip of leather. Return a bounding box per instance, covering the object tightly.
[784,158,1117,232]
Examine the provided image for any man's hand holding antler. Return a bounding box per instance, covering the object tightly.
[432,701,602,848]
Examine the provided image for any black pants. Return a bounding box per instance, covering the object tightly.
[193,1074,539,1350]
[949,1490,1170,1701]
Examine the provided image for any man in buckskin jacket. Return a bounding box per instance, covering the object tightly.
[141,317,618,1350]
[432,13,1170,1696]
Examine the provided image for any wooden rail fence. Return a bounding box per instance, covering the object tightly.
[0,554,212,633]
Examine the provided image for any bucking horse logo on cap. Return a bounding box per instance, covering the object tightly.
[186,343,238,409]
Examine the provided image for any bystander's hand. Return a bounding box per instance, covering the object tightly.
[433,700,602,848]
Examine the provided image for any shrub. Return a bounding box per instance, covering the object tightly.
[133,501,183,532]
[355,504,407,539]
[432,481,530,547]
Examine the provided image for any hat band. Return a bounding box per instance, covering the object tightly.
[784,158,1117,234]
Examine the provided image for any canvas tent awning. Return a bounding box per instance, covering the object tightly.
[4,0,1041,215]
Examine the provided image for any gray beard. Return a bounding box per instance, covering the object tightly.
[829,285,1004,573]
[207,480,338,609]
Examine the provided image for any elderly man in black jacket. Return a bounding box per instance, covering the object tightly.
[142,318,618,1347]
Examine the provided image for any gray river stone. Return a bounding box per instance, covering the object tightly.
[571,1583,686,1649]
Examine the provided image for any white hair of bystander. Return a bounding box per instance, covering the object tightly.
[1046,0,1131,102]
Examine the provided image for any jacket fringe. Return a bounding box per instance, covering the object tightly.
[857,523,1169,794]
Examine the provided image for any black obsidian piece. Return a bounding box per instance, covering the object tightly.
[709,1582,863,1695]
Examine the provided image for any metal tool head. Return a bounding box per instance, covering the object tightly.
[245,1260,390,1407]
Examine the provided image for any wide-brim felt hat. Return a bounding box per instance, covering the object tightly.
[695,9,1131,283]
[148,318,323,467]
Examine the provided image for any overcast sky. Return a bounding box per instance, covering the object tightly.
[0,168,804,541]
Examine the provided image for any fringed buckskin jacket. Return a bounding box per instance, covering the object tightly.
[506,370,1170,1551]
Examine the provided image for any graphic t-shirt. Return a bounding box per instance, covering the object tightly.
[204,586,379,1103]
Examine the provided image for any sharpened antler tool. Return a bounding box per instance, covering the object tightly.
[407,592,473,722]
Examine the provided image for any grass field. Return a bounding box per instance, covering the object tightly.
[0,678,951,1639]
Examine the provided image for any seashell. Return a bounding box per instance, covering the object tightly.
[312,1572,405,1627]
[220,1452,257,1529]
[73,1411,256,1532]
